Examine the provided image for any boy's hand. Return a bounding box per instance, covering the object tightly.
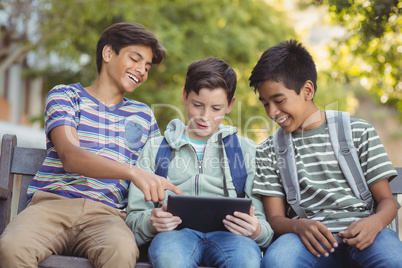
[294,218,338,258]
[150,204,182,232]
[338,178,397,251]
[131,166,184,203]
[223,206,261,239]
[338,216,382,250]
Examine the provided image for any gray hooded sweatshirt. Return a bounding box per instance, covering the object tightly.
[126,119,274,248]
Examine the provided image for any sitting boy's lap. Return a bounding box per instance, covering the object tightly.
[149,228,262,267]
[263,229,402,268]
[149,228,261,254]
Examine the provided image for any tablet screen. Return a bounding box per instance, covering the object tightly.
[167,195,252,233]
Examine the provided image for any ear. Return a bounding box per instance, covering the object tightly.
[225,96,235,114]
[102,45,113,63]
[302,80,315,101]
[183,88,188,106]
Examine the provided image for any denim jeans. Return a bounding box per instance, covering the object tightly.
[148,228,261,268]
[261,228,402,268]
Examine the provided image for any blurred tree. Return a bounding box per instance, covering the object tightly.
[1,0,295,138]
[300,0,402,119]
[0,0,34,73]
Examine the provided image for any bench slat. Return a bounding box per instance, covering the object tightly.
[390,168,402,194]
[39,255,94,268]
[11,147,47,176]
[0,186,9,199]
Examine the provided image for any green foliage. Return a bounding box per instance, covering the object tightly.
[26,0,295,137]
[300,0,402,119]
[5,0,370,143]
[314,71,358,114]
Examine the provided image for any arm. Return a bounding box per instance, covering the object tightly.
[223,206,263,241]
[338,178,397,250]
[223,200,273,248]
[264,196,338,258]
[222,139,274,249]
[125,138,181,246]
[338,120,398,250]
[51,125,183,203]
[125,185,181,246]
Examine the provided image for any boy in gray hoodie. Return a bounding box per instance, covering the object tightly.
[126,57,273,268]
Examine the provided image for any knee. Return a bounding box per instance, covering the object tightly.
[0,235,16,264]
[266,233,300,255]
[0,233,35,267]
[262,234,305,267]
[113,237,139,260]
[150,251,180,267]
[233,239,261,259]
[91,236,138,268]
[111,236,139,260]
[213,237,261,267]
[149,240,181,265]
[0,231,26,254]
[148,235,193,268]
[262,248,282,267]
[384,258,402,268]
[149,251,192,268]
[148,230,183,253]
[232,250,261,268]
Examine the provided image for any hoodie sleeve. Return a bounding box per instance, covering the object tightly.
[125,137,162,246]
[240,137,274,249]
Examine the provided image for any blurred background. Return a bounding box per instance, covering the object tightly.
[0,0,401,166]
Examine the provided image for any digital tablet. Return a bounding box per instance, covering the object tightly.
[167,195,252,233]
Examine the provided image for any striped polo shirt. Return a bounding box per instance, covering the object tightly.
[253,118,397,232]
[27,83,160,209]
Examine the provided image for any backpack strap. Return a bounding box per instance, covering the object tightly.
[325,110,373,211]
[273,111,373,218]
[222,134,248,197]
[154,138,173,179]
[155,134,248,197]
[218,134,230,197]
[273,128,308,218]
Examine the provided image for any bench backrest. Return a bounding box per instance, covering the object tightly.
[389,168,402,233]
[0,134,47,233]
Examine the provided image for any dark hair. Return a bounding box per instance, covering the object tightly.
[249,39,317,95]
[96,22,166,73]
[184,57,237,104]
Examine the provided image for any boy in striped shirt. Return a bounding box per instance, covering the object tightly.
[0,22,182,268]
[249,40,402,267]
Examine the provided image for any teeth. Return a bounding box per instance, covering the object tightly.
[128,74,139,83]
[277,117,288,124]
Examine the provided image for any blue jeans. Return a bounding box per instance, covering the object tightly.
[262,228,402,268]
[148,228,261,268]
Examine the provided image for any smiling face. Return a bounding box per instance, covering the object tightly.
[183,87,234,141]
[257,80,320,132]
[104,44,153,94]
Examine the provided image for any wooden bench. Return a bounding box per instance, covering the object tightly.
[1,133,401,267]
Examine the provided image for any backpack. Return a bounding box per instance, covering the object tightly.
[155,133,248,197]
[273,110,373,218]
